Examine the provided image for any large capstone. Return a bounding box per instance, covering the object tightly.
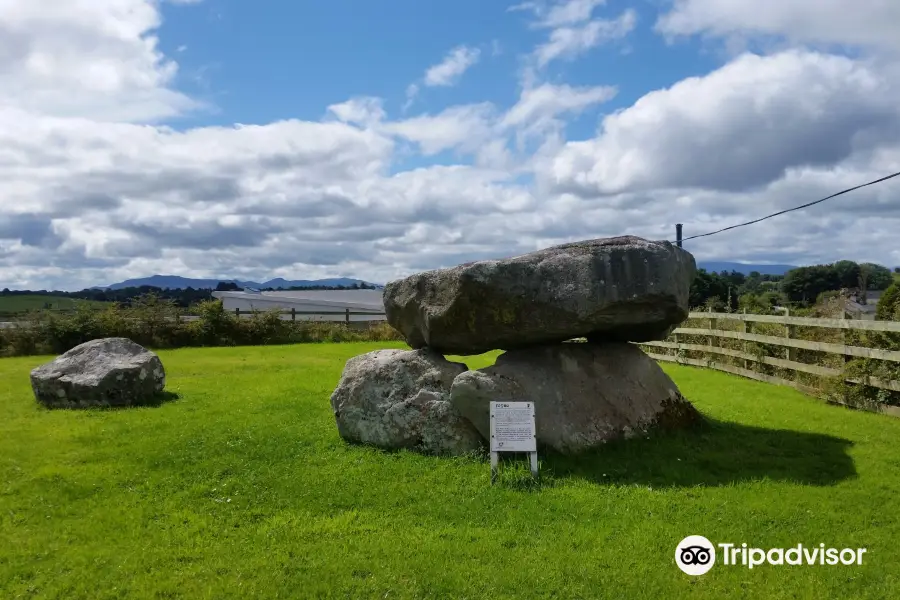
[330,348,484,455]
[383,235,696,355]
[30,338,166,408]
[449,342,701,455]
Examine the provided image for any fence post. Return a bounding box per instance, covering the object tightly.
[840,305,850,364]
[235,307,240,318]
[708,305,716,353]
[291,307,296,321]
[840,306,850,403]
[741,309,748,370]
[345,308,350,325]
[784,307,795,362]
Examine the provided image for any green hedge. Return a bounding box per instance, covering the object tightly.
[0,296,404,357]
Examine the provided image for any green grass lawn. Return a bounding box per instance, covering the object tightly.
[0,294,108,314]
[2,343,899,599]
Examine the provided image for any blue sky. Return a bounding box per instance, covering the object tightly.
[1,0,899,289]
[162,0,717,132]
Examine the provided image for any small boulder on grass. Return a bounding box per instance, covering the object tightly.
[30,338,166,408]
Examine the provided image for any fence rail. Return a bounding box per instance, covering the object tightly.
[688,311,900,333]
[641,309,900,417]
[229,308,386,324]
[0,308,389,328]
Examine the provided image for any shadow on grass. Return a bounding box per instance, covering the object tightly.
[541,417,856,488]
[133,390,182,408]
[96,390,182,410]
[40,390,182,411]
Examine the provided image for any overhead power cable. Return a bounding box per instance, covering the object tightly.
[678,170,900,243]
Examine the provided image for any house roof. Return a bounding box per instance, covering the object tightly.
[212,289,385,311]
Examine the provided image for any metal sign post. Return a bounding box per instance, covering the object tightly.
[489,401,538,484]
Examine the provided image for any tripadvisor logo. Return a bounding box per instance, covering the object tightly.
[676,535,716,576]
[675,536,867,576]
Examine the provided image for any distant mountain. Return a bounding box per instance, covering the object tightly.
[101,265,797,290]
[697,262,797,276]
[102,275,381,290]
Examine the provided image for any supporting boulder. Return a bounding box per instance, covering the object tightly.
[330,349,484,455]
[383,235,695,355]
[449,342,701,455]
[30,338,166,408]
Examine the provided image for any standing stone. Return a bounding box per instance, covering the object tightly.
[30,338,166,408]
[330,349,484,455]
[449,342,701,454]
[383,235,696,355]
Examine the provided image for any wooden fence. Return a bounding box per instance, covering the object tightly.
[0,308,389,328]
[639,309,900,417]
[230,308,386,325]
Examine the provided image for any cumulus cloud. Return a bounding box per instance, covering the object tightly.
[2,0,900,290]
[546,51,900,195]
[0,0,201,122]
[327,97,386,127]
[380,103,497,155]
[503,83,616,129]
[656,0,900,52]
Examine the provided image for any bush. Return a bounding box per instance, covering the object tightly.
[738,292,784,315]
[828,358,900,408]
[876,283,900,321]
[0,295,405,357]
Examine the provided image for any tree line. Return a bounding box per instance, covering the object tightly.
[690,260,896,312]
[1,261,895,314]
[0,281,380,309]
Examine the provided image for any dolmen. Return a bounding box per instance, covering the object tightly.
[31,338,167,408]
[330,236,702,455]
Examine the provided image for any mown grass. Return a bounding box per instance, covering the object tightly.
[2,343,899,599]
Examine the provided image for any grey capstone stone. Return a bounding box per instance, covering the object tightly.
[330,348,484,455]
[30,338,166,408]
[449,342,701,455]
[383,235,696,355]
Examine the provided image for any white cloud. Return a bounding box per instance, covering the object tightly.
[537,0,609,28]
[327,97,386,127]
[0,0,201,122]
[402,84,419,113]
[380,104,497,155]
[3,0,900,290]
[400,44,482,111]
[423,45,481,87]
[509,0,608,28]
[545,51,899,196]
[657,0,900,52]
[501,82,617,130]
[516,2,637,77]
[534,9,637,67]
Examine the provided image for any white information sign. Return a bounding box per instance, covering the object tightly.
[490,401,537,452]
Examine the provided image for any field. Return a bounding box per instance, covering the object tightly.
[0,294,108,314]
[2,343,900,599]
